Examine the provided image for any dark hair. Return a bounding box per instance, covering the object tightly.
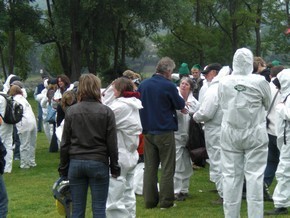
[57,75,71,93]
[270,66,284,78]
[78,74,101,102]
[114,77,134,97]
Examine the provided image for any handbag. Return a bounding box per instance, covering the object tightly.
[186,114,208,167]
[45,104,56,124]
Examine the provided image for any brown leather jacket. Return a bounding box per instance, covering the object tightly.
[58,99,119,176]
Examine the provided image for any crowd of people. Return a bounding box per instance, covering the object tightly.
[0,47,289,217]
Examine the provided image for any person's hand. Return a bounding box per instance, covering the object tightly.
[180,108,189,114]
[110,164,121,178]
[0,116,2,126]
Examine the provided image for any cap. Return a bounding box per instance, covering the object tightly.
[9,76,21,85]
[41,72,50,79]
[272,60,281,66]
[191,64,201,70]
[201,63,222,75]
[11,80,24,88]
[179,63,190,75]
[48,78,57,85]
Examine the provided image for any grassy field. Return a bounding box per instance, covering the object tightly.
[2,96,286,217]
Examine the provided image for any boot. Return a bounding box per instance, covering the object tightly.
[264,183,273,202]
[265,207,288,215]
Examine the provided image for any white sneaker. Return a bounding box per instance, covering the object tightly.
[160,203,177,210]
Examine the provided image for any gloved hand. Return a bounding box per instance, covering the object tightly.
[110,164,121,178]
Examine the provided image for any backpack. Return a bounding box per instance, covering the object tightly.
[0,93,23,124]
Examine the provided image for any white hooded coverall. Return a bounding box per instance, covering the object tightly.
[218,48,271,218]
[174,88,199,195]
[14,94,37,168]
[106,96,143,218]
[272,69,290,208]
[0,94,13,173]
[1,75,27,173]
[193,66,231,199]
[36,79,53,143]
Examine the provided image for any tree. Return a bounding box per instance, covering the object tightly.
[0,0,42,80]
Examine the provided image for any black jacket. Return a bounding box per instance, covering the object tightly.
[0,138,6,175]
[58,99,119,176]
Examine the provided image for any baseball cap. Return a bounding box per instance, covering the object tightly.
[201,63,222,75]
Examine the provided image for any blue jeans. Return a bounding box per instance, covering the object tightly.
[0,174,8,218]
[264,134,280,186]
[37,103,43,132]
[68,159,109,218]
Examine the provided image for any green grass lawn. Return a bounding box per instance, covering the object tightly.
[2,96,286,217]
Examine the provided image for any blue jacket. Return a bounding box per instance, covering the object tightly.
[138,74,185,133]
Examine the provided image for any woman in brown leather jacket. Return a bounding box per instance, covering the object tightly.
[58,73,120,218]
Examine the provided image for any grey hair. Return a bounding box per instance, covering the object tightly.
[180,77,194,91]
[156,57,176,74]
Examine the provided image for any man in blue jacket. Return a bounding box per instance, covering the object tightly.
[138,57,186,209]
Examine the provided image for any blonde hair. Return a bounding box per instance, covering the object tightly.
[61,90,77,111]
[113,77,134,97]
[9,85,23,96]
[77,73,101,102]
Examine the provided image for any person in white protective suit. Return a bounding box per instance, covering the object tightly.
[0,86,13,174]
[106,77,143,218]
[102,70,140,107]
[3,74,27,98]
[193,65,231,204]
[218,47,271,218]
[174,77,200,201]
[9,85,37,169]
[1,75,27,173]
[35,79,53,143]
[265,68,290,216]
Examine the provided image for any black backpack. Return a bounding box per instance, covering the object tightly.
[0,93,23,124]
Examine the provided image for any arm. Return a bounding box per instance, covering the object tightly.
[193,88,219,123]
[58,112,71,177]
[106,109,120,178]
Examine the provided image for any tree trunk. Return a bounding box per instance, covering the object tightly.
[121,25,126,68]
[0,46,7,80]
[230,1,238,54]
[70,0,81,82]
[113,21,121,75]
[8,29,15,75]
[255,1,263,56]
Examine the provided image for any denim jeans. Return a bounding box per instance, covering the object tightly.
[68,159,109,218]
[264,134,280,186]
[0,174,8,218]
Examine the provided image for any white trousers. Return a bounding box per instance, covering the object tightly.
[0,123,13,173]
[19,127,37,168]
[174,134,193,194]
[106,165,136,218]
[273,139,290,208]
[221,125,268,218]
[204,128,223,198]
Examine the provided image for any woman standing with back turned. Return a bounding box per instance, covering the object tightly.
[58,73,120,218]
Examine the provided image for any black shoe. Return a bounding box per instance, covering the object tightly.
[265,207,288,215]
[174,193,186,201]
[211,197,223,205]
[264,183,273,202]
[242,191,246,199]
